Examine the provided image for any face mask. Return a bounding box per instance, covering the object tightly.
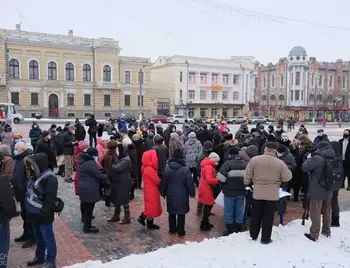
[318,133,323,137]
[52,128,56,132]
[171,128,176,132]
[344,134,349,139]
[33,125,38,128]
[112,131,117,134]
[93,156,98,162]
[71,131,75,135]
[14,150,19,156]
[277,152,283,157]
[14,139,21,143]
[259,129,264,133]
[149,133,155,138]
[277,128,282,131]
[47,135,51,139]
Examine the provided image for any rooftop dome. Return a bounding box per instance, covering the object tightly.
[288,46,307,57]
[336,58,343,63]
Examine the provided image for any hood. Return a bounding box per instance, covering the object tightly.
[200,157,216,169]
[4,124,12,132]
[315,143,335,159]
[78,152,95,165]
[277,144,290,158]
[330,141,341,156]
[186,135,198,145]
[25,153,49,175]
[97,137,107,148]
[238,150,251,162]
[245,145,259,158]
[168,157,186,169]
[142,150,158,171]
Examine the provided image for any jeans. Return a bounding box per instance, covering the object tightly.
[331,190,340,217]
[89,133,97,147]
[0,219,10,268]
[81,202,95,229]
[224,196,245,224]
[33,223,57,264]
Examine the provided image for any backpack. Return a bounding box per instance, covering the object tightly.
[319,157,343,191]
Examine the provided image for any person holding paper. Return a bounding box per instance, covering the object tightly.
[244,142,292,244]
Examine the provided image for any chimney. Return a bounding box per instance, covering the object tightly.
[68,30,73,37]
[16,24,21,31]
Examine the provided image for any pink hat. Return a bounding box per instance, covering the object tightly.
[78,141,89,151]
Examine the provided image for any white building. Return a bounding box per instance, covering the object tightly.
[151,55,257,118]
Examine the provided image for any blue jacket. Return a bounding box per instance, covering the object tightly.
[11,149,32,201]
[160,157,195,215]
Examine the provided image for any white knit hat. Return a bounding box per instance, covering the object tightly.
[209,152,220,163]
[102,131,110,142]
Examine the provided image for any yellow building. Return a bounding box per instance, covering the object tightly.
[0,25,152,119]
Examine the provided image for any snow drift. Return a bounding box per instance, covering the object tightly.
[65,211,350,268]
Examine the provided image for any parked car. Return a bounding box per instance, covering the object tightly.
[151,115,168,123]
[230,116,247,124]
[266,116,276,122]
[109,113,136,124]
[248,116,258,124]
[168,114,186,124]
[256,116,267,124]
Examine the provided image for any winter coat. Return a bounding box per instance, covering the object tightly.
[184,137,202,168]
[0,174,17,221]
[144,136,155,151]
[313,134,330,147]
[152,144,168,178]
[142,150,162,218]
[180,126,191,146]
[1,154,14,179]
[100,151,118,178]
[96,138,108,162]
[74,147,85,195]
[339,138,350,165]
[163,125,175,147]
[197,129,212,145]
[244,152,292,201]
[75,123,86,141]
[11,149,32,201]
[85,117,97,134]
[54,132,64,156]
[110,155,132,206]
[160,156,195,215]
[62,132,76,155]
[35,139,56,169]
[274,130,285,141]
[277,145,296,171]
[218,155,248,197]
[78,153,107,203]
[198,158,219,205]
[1,130,13,146]
[29,126,42,148]
[302,144,334,200]
[128,143,138,179]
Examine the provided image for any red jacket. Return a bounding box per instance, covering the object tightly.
[198,158,219,205]
[142,150,162,218]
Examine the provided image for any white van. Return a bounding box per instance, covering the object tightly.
[0,103,24,124]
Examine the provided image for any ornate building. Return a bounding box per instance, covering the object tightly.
[256,46,350,121]
[0,25,152,119]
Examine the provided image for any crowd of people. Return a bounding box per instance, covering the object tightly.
[0,115,349,267]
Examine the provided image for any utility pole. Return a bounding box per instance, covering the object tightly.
[92,47,96,115]
[185,60,189,117]
[267,65,271,115]
[138,68,143,121]
[240,64,245,115]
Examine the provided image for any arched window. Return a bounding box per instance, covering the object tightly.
[279,95,284,101]
[103,65,111,82]
[316,94,322,101]
[9,59,19,79]
[263,77,266,88]
[83,64,91,82]
[48,62,57,80]
[65,63,74,81]
[29,60,39,79]
[270,95,275,101]
[327,95,333,102]
[309,94,314,102]
[342,95,346,105]
[261,95,267,101]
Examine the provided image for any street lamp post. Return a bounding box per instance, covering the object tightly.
[185,60,189,117]
[138,68,144,122]
[240,64,245,115]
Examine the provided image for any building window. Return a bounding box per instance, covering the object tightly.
[188,72,195,83]
[200,73,207,84]
[65,63,74,81]
[31,93,39,106]
[200,107,207,118]
[67,113,75,118]
[222,74,229,84]
[188,90,195,100]
[292,73,294,85]
[138,71,144,85]
[316,94,322,101]
[180,71,183,82]
[48,62,57,80]
[311,73,314,86]
[262,95,267,101]
[270,95,275,101]
[279,94,285,101]
[29,60,39,79]
[233,92,239,100]
[67,93,75,106]
[104,94,111,106]
[124,71,131,84]
[263,77,266,88]
[338,77,341,88]
[137,95,144,106]
[9,59,20,79]
[104,112,111,117]
[271,76,275,87]
[212,73,218,84]
[233,75,240,85]
[295,72,300,86]
[327,95,333,102]
[280,75,284,87]
[11,92,19,105]
[212,107,218,117]
[180,90,183,100]
[222,107,229,118]
[343,76,346,88]
[188,107,195,118]
[291,91,293,101]
[82,64,91,82]
[222,91,228,100]
[211,91,218,101]
[124,95,131,106]
[200,91,206,100]
[84,94,91,106]
[295,90,300,100]
[319,75,323,87]
[329,75,333,88]
[103,65,111,82]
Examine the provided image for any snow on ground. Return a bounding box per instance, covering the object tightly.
[65,212,350,268]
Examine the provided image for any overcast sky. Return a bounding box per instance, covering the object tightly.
[1,0,350,64]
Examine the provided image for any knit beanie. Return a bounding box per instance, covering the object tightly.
[318,141,329,150]
[102,131,110,142]
[132,134,141,141]
[107,140,118,150]
[208,152,220,163]
[245,145,259,158]
[203,141,213,151]
[188,132,196,139]
[78,141,89,151]
[86,147,98,156]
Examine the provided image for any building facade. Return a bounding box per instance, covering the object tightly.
[151,55,257,118]
[256,46,350,121]
[0,25,152,119]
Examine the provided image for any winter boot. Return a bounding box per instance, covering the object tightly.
[43,262,56,268]
[235,223,243,233]
[108,207,121,222]
[14,234,28,243]
[83,226,99,233]
[22,238,36,249]
[196,203,203,217]
[223,224,234,236]
[331,216,340,227]
[119,208,131,225]
[137,212,147,226]
[105,196,111,207]
[27,257,45,267]
[200,221,212,231]
[146,219,160,230]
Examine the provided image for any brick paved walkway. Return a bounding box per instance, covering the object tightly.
[8,176,350,267]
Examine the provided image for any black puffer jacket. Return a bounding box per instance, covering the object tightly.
[217,155,248,197]
[35,139,56,169]
[62,131,76,155]
[0,174,17,221]
[11,149,32,202]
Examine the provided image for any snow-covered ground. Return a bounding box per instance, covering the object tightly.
[65,212,350,268]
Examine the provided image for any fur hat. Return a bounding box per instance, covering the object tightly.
[170,132,179,139]
[188,132,196,139]
[107,140,118,150]
[208,152,220,163]
[132,134,141,141]
[265,142,278,150]
[102,131,110,142]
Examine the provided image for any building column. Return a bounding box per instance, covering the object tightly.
[43,88,48,108]
[60,89,64,108]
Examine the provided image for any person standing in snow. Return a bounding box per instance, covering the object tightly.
[244,142,292,244]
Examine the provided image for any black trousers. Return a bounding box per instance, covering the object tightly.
[189,167,199,187]
[168,214,185,234]
[202,205,213,224]
[81,202,95,228]
[89,133,97,147]
[343,161,350,188]
[249,199,277,242]
[20,201,35,240]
